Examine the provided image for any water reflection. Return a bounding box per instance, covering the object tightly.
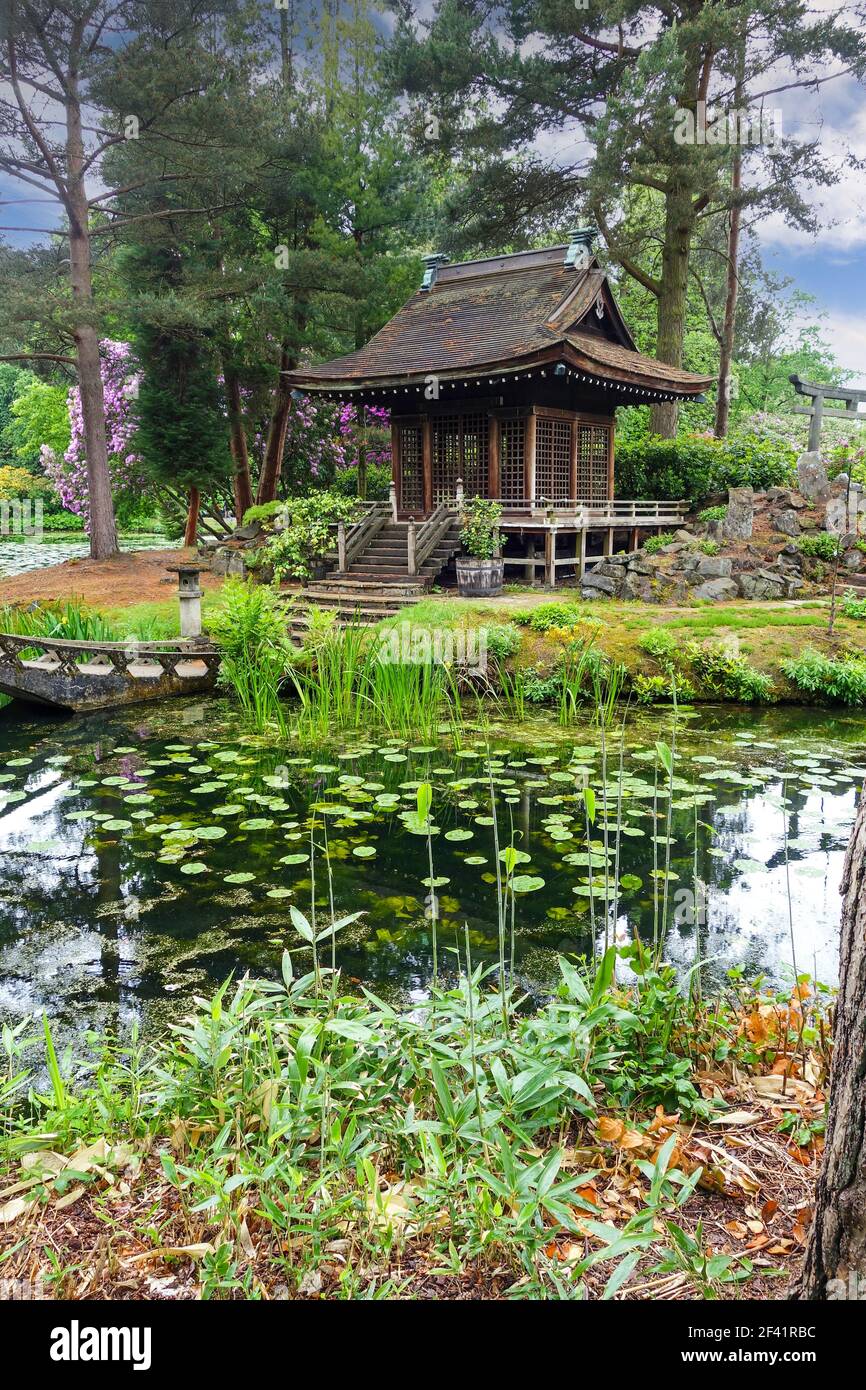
[0,698,863,1052]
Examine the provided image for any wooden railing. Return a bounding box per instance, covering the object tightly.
[501,498,689,526]
[409,501,455,575]
[337,501,390,571]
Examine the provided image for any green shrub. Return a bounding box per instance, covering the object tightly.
[262,491,361,581]
[513,602,587,632]
[615,432,796,503]
[796,532,842,561]
[841,590,866,620]
[698,505,727,523]
[633,672,680,704]
[242,500,285,529]
[781,649,866,706]
[635,630,696,700]
[643,532,675,554]
[696,539,719,555]
[331,462,391,500]
[483,622,522,662]
[459,496,502,559]
[685,641,775,703]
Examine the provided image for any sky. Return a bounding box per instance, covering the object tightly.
[2,0,865,379]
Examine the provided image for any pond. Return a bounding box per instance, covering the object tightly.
[0,697,863,1052]
[0,534,176,578]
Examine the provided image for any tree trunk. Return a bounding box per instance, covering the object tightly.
[66,72,117,560]
[256,346,293,505]
[650,186,693,438]
[224,365,253,522]
[797,790,866,1299]
[715,62,744,439]
[183,485,200,547]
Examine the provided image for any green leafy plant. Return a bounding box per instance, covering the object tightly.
[208,577,294,732]
[483,623,522,662]
[643,532,675,555]
[697,505,727,523]
[685,641,775,703]
[782,648,866,706]
[262,492,361,581]
[796,531,842,561]
[841,589,866,620]
[459,496,502,560]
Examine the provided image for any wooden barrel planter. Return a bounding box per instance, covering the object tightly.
[456,556,505,597]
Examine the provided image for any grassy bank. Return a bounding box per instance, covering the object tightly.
[0,949,825,1301]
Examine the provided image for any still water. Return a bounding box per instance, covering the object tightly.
[0,697,863,1049]
[0,534,176,578]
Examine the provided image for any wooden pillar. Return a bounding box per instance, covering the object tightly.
[577,528,587,578]
[422,416,433,515]
[488,414,500,499]
[390,420,402,512]
[525,410,537,506]
[603,527,614,557]
[569,418,578,503]
[629,526,640,553]
[606,423,615,502]
[544,528,556,589]
[524,538,536,584]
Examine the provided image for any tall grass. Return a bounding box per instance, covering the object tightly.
[208,578,293,736]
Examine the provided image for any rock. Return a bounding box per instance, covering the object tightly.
[660,541,687,555]
[674,528,694,543]
[696,554,733,579]
[706,519,725,543]
[693,577,739,601]
[622,571,654,601]
[796,452,830,502]
[232,521,262,541]
[627,557,654,576]
[737,569,786,600]
[594,560,628,578]
[773,508,801,537]
[826,492,853,534]
[843,549,863,571]
[581,572,619,597]
[722,487,754,541]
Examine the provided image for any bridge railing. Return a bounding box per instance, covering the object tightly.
[0,633,220,679]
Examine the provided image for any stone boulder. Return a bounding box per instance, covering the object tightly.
[722,487,754,541]
[580,572,620,598]
[796,452,830,502]
[695,554,733,579]
[737,569,787,601]
[773,509,801,537]
[692,577,738,601]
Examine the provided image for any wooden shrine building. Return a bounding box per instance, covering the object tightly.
[285,231,713,588]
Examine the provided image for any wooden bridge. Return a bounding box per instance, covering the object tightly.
[0,634,220,712]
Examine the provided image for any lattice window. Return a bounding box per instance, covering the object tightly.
[432,414,461,504]
[499,417,526,504]
[535,417,572,503]
[576,424,611,503]
[460,412,489,497]
[398,422,423,512]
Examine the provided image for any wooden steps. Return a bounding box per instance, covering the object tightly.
[286,518,460,642]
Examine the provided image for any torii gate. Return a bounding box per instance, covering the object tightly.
[789,373,866,452]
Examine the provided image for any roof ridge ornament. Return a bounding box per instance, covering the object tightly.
[564,226,596,271]
[420,252,450,291]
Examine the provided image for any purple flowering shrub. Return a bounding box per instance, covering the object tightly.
[41,340,149,531]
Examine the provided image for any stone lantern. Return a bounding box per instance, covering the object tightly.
[167,563,205,639]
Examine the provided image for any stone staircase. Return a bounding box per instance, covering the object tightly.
[288,519,461,642]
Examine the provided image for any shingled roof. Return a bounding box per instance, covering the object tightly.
[284,244,714,398]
